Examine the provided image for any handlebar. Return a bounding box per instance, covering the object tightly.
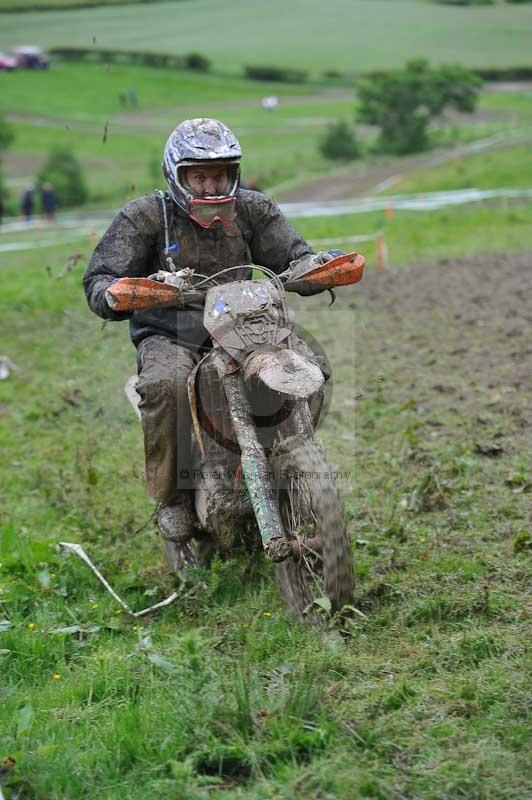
[105,252,365,313]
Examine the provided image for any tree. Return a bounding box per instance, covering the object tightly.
[357,60,482,155]
[37,146,88,208]
[319,120,361,161]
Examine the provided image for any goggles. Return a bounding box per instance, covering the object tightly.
[188,196,237,229]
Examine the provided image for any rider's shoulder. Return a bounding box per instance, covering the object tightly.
[120,192,165,229]
[238,188,277,219]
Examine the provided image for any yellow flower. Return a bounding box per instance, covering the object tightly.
[52,673,62,681]
[27,623,37,630]
[91,603,99,609]
[263,611,272,617]
[132,625,138,631]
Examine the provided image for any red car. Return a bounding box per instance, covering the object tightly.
[12,46,49,70]
[0,52,17,71]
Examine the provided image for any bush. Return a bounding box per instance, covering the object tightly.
[184,52,210,72]
[37,146,88,208]
[357,60,482,155]
[319,120,361,161]
[244,65,308,83]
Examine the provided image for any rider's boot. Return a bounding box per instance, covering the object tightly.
[157,492,198,576]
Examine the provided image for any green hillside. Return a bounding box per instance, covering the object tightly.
[1,0,532,76]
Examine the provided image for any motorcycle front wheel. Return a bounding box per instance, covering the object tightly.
[270,436,355,623]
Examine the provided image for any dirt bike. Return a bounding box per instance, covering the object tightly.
[106,251,364,622]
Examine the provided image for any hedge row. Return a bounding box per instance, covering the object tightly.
[0,0,172,12]
[244,65,308,83]
[433,0,532,4]
[49,47,210,72]
[474,65,532,80]
[358,65,532,84]
[432,0,495,5]
[47,49,532,84]
[50,51,308,82]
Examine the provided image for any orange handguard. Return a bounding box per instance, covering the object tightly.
[283,251,365,293]
[302,251,365,287]
[105,278,181,312]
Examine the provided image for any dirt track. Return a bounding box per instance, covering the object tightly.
[354,250,532,462]
[277,134,529,202]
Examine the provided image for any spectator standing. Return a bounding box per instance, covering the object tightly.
[40,181,57,221]
[20,187,34,221]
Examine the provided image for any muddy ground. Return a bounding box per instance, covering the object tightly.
[352,250,532,491]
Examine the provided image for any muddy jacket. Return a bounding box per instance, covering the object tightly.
[83,189,314,352]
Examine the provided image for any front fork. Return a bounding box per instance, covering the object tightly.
[223,371,308,562]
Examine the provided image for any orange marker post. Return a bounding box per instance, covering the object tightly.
[375,230,388,272]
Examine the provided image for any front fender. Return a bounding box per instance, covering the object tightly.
[243,349,324,399]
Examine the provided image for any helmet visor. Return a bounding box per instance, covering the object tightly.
[189,197,237,229]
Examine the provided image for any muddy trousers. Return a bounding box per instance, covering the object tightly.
[136,335,199,504]
[135,334,329,505]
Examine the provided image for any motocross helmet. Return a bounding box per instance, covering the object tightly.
[163,118,241,228]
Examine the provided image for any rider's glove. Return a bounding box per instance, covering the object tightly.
[146,267,195,308]
[104,280,120,310]
[279,251,340,296]
[147,270,183,286]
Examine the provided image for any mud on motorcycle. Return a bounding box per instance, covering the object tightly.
[107,252,364,623]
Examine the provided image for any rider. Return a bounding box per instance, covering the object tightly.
[83,118,335,572]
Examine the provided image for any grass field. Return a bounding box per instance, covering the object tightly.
[4,71,532,215]
[481,91,532,123]
[3,117,344,209]
[1,5,531,796]
[383,145,532,195]
[1,0,532,76]
[0,62,353,190]
[0,62,357,208]
[1,203,531,798]
[297,203,532,267]
[4,63,532,216]
[0,63,320,121]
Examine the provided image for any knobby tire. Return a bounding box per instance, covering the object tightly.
[270,436,355,623]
